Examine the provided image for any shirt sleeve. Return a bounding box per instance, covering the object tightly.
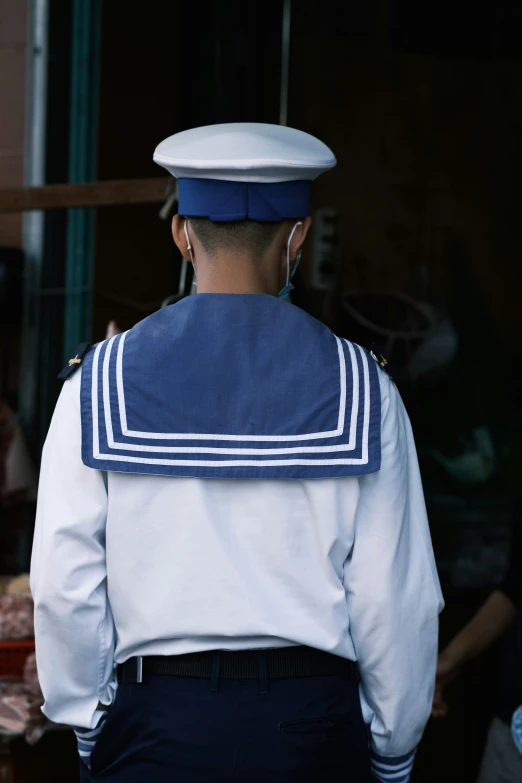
[30,370,117,729]
[344,372,444,781]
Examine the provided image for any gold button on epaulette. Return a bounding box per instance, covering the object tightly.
[58,342,91,380]
[370,347,392,378]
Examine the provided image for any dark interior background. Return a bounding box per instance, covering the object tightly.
[1,1,522,780]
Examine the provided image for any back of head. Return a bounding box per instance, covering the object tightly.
[188,219,283,261]
[153,123,336,293]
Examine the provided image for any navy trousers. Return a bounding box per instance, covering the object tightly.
[80,669,370,782]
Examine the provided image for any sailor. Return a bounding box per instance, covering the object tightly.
[31,123,444,783]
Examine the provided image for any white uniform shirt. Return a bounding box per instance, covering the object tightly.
[31,365,443,763]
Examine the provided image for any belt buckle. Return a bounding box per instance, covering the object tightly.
[122,656,143,684]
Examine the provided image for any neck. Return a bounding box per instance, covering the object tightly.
[194,255,281,296]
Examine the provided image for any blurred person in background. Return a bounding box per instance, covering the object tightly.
[0,399,37,506]
[433,496,522,782]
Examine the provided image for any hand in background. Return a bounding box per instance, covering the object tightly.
[431,590,517,719]
[106,320,121,339]
[431,652,461,719]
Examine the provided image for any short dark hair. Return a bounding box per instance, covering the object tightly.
[188,218,282,259]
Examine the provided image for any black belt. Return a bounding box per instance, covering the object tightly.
[117,646,357,684]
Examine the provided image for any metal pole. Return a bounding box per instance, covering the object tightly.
[279,0,291,126]
[63,0,101,363]
[20,0,49,444]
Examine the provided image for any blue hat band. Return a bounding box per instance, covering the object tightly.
[178,178,311,222]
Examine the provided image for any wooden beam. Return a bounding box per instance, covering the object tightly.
[0,177,173,213]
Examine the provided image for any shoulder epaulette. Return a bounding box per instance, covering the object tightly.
[58,342,91,381]
[370,346,393,379]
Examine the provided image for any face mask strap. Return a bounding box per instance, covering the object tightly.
[184,219,194,264]
[286,221,303,286]
[184,219,198,293]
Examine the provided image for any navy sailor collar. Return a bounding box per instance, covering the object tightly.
[80,295,381,480]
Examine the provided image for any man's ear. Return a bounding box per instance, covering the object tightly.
[288,216,312,260]
[172,215,191,260]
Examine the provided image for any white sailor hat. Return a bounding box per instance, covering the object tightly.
[153,122,336,222]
